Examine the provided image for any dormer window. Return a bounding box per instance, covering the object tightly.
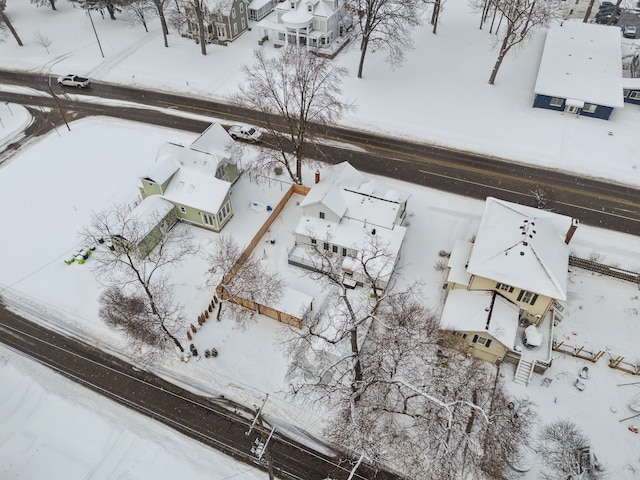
[290,1,295,8]
[307,4,313,11]
[319,211,325,219]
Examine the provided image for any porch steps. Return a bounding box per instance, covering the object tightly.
[514,358,535,386]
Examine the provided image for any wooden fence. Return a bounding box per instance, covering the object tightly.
[552,340,605,363]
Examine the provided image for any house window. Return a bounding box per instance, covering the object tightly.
[517,290,538,305]
[233,23,238,35]
[179,206,187,214]
[323,242,329,251]
[241,17,246,29]
[278,32,286,41]
[216,201,232,225]
[202,212,215,226]
[496,283,514,293]
[217,25,226,37]
[332,245,338,253]
[311,238,317,245]
[216,164,225,179]
[307,4,313,11]
[583,103,596,113]
[290,1,295,7]
[624,89,630,97]
[319,212,325,219]
[630,91,640,99]
[473,335,487,345]
[565,105,580,114]
[240,2,244,12]
[342,247,347,257]
[550,97,563,107]
[232,8,236,18]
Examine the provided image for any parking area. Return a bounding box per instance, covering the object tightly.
[618,10,640,36]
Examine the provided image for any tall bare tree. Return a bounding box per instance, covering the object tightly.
[474,0,561,84]
[123,0,152,32]
[343,0,423,78]
[80,203,199,356]
[151,0,171,46]
[0,1,24,47]
[232,48,353,184]
[207,235,285,325]
[537,420,606,480]
[185,0,207,55]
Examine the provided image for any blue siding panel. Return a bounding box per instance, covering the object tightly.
[533,94,613,120]
[533,94,564,111]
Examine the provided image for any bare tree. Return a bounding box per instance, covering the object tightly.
[343,0,424,78]
[184,0,207,55]
[31,0,57,9]
[582,0,596,22]
[123,0,152,32]
[33,30,52,53]
[538,420,606,480]
[151,0,171,46]
[474,0,561,85]
[430,0,448,34]
[232,48,353,184]
[80,203,199,356]
[0,1,24,47]
[207,235,285,325]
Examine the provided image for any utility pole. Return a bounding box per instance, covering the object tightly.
[87,7,105,58]
[47,76,71,132]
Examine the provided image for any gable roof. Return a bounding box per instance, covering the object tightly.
[441,289,519,349]
[190,122,234,161]
[467,197,573,300]
[143,144,181,184]
[534,22,624,108]
[300,162,364,219]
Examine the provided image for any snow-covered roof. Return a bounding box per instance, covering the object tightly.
[447,240,473,287]
[622,77,640,90]
[440,289,520,349]
[467,197,573,300]
[128,195,175,238]
[248,0,272,9]
[534,22,624,108]
[142,144,181,184]
[269,287,313,318]
[301,162,408,227]
[203,0,236,15]
[162,168,230,214]
[190,122,234,161]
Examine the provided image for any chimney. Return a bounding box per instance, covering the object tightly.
[315,170,320,184]
[565,218,579,244]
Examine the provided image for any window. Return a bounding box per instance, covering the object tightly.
[311,238,317,245]
[216,201,232,225]
[217,25,226,37]
[278,32,286,41]
[319,212,325,219]
[240,2,244,12]
[473,335,487,345]
[233,23,238,35]
[323,242,329,251]
[290,1,295,7]
[496,282,514,293]
[216,164,225,179]
[583,103,596,113]
[332,245,338,253]
[179,206,187,214]
[517,290,538,305]
[565,105,580,114]
[241,17,246,29]
[630,91,640,99]
[202,212,215,226]
[342,247,347,257]
[307,4,313,11]
[232,8,236,18]
[550,97,563,107]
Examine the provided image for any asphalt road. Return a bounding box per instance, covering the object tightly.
[1,70,639,235]
[0,302,399,480]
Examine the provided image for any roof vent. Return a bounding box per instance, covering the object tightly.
[520,251,525,256]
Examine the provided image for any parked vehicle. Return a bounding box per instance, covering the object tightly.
[228,124,263,143]
[57,74,91,88]
[624,25,637,38]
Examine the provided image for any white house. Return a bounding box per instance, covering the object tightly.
[289,162,408,290]
[255,0,350,55]
[441,197,578,366]
[533,22,623,120]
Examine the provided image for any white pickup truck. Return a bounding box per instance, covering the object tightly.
[57,74,91,88]
[228,124,263,143]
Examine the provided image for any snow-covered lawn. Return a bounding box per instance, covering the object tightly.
[1,0,640,477]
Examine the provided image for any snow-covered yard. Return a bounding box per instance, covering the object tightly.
[1,0,640,477]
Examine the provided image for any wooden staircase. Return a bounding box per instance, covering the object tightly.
[514,358,534,386]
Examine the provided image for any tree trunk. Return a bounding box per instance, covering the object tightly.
[106,1,116,20]
[432,0,440,34]
[606,0,622,25]
[154,0,170,47]
[49,0,57,10]
[480,0,490,29]
[583,0,596,22]
[488,37,510,84]
[196,5,207,55]
[0,10,23,47]
[357,36,370,79]
[350,328,364,402]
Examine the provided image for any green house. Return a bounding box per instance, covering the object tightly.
[138,122,240,233]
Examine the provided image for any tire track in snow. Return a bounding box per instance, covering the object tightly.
[87,32,159,79]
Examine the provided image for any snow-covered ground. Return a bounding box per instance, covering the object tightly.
[1,0,640,478]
